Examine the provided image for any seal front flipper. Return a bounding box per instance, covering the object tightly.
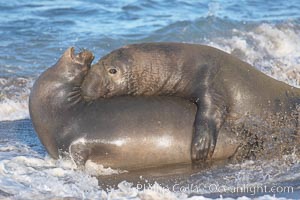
[191,89,228,162]
[69,138,91,167]
[191,113,217,162]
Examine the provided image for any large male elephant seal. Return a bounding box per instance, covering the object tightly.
[81,42,300,162]
[29,48,239,170]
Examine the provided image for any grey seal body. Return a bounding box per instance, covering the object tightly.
[81,42,300,162]
[29,48,238,170]
[29,48,94,158]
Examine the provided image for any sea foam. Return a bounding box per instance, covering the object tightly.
[207,23,300,87]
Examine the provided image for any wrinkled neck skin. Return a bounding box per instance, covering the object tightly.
[124,48,202,98]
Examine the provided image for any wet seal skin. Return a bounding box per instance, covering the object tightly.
[29,47,94,158]
[29,47,240,170]
[81,42,300,163]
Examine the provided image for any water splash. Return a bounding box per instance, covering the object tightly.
[0,77,32,121]
[207,23,300,87]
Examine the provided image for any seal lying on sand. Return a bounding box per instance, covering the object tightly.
[29,48,239,170]
[81,42,300,162]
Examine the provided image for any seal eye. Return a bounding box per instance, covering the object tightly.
[108,68,117,74]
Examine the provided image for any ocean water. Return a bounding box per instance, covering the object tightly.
[0,0,299,199]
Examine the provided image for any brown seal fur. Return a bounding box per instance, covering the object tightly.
[29,48,239,170]
[81,42,300,162]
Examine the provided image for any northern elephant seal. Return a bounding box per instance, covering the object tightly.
[29,48,239,170]
[29,47,94,158]
[81,42,300,162]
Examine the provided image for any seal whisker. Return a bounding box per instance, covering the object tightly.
[69,95,83,106]
[73,85,82,89]
[68,90,81,97]
[79,42,300,163]
[67,92,81,101]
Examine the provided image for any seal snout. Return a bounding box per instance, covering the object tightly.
[76,51,95,65]
[65,47,94,66]
[81,72,104,101]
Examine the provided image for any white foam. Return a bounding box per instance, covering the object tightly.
[0,99,29,121]
[3,135,296,199]
[0,77,32,121]
[0,151,297,199]
[85,160,127,176]
[104,181,294,200]
[207,23,300,88]
[0,155,102,199]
